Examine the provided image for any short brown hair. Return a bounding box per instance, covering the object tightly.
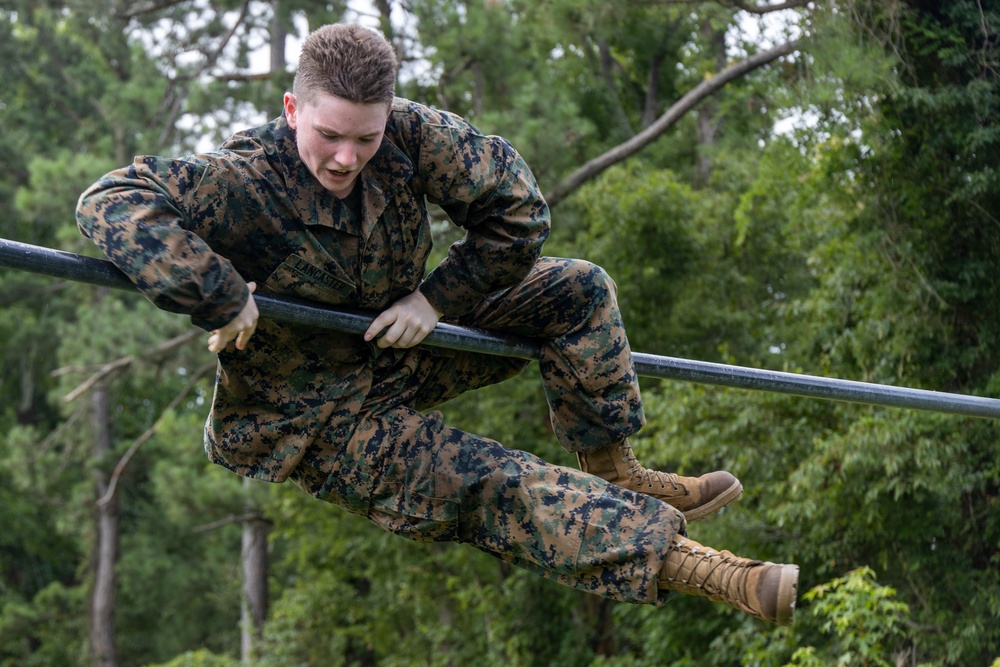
[293,24,398,106]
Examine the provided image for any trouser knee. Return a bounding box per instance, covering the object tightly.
[551,260,620,329]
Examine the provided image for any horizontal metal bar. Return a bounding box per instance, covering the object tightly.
[3,237,999,419]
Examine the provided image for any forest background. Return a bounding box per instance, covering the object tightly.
[1,0,999,666]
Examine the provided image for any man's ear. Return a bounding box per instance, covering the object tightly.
[283,92,298,129]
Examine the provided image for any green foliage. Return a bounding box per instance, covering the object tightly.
[115,448,246,663]
[553,165,699,354]
[145,648,240,667]
[258,482,604,667]
[0,424,82,591]
[12,151,118,249]
[0,582,87,666]
[788,567,910,667]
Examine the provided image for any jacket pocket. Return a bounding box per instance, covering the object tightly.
[265,254,356,303]
[368,486,459,543]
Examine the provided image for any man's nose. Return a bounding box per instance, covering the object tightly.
[335,142,357,167]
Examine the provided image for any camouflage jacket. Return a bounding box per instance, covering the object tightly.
[76,98,550,482]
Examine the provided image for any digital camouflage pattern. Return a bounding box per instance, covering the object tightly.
[76,97,684,604]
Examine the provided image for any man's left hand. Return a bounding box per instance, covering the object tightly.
[364,290,443,349]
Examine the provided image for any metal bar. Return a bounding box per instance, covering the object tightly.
[3,237,999,419]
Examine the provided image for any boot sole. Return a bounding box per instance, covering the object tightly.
[683,479,744,521]
[774,564,799,626]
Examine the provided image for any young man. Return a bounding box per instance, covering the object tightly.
[77,23,798,623]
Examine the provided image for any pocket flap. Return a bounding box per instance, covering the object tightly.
[266,254,357,302]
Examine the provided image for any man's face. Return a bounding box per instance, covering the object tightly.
[283,91,389,199]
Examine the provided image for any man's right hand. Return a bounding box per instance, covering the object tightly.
[208,282,259,353]
[364,289,443,349]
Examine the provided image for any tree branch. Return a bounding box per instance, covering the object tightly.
[0,281,74,306]
[214,72,275,82]
[117,0,191,20]
[728,0,811,13]
[544,39,801,207]
[154,0,253,148]
[61,356,135,404]
[194,511,271,534]
[57,329,203,403]
[199,0,253,78]
[54,328,207,508]
[96,361,215,508]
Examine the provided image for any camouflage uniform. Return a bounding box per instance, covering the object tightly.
[77,98,684,604]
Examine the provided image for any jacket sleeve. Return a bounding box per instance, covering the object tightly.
[409,108,551,317]
[76,155,249,331]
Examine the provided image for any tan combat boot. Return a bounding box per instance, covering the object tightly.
[577,439,743,520]
[659,535,798,624]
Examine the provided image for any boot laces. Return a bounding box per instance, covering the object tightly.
[617,441,680,491]
[667,540,759,615]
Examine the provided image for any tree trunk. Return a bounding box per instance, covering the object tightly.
[373,0,396,43]
[17,352,36,425]
[694,21,727,187]
[270,3,287,75]
[91,381,119,667]
[240,482,269,663]
[267,1,288,120]
[597,39,635,137]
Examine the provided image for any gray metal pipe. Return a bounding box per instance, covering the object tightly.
[3,237,999,419]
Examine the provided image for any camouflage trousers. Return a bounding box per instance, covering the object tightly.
[290,258,684,604]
